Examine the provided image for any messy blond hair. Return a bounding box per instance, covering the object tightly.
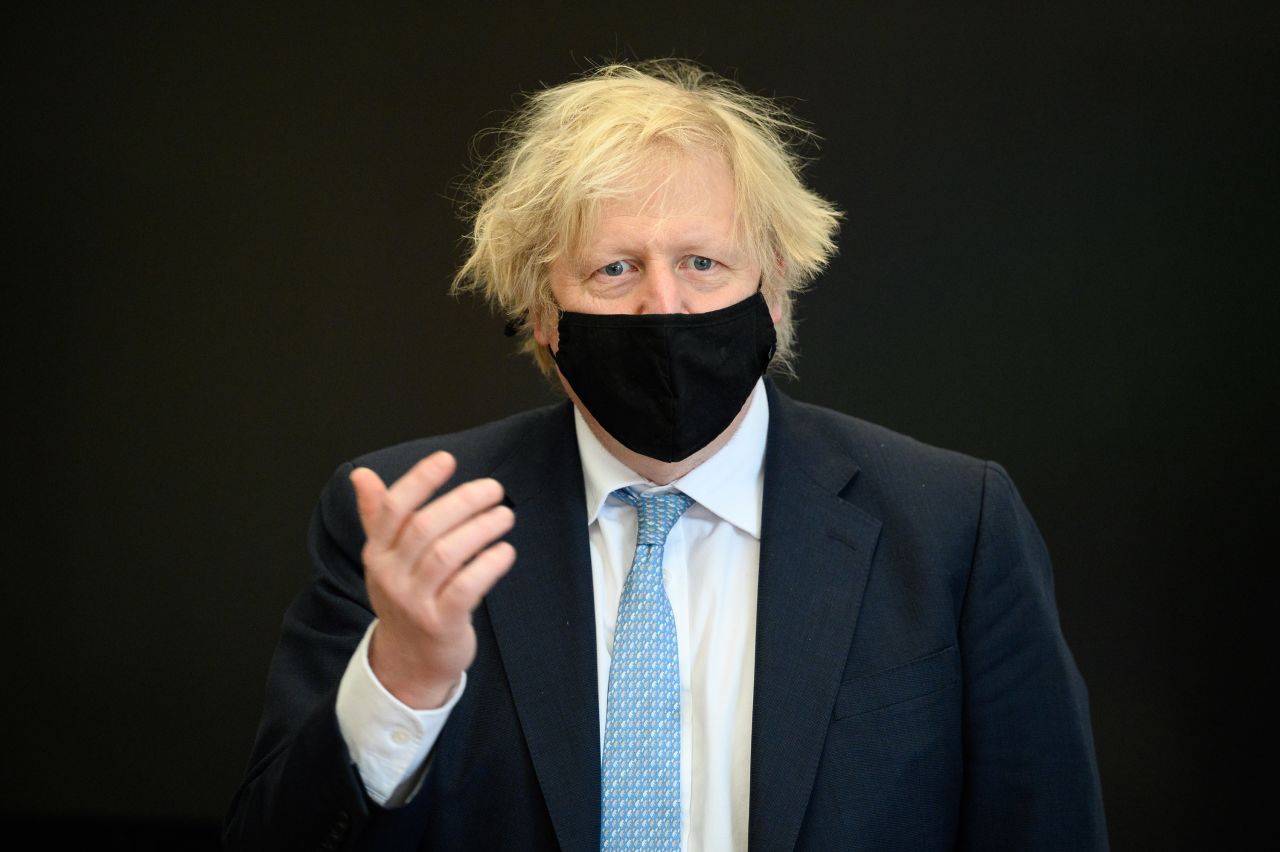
[451,59,842,376]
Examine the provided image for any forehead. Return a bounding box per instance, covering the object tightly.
[573,149,741,254]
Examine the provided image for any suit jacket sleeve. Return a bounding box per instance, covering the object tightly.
[957,461,1108,850]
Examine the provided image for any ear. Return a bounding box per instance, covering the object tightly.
[773,252,786,276]
[531,309,555,350]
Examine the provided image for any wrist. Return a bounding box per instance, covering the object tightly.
[368,624,463,710]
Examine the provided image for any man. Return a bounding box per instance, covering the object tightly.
[225,60,1107,851]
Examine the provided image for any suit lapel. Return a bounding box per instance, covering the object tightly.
[749,384,883,851]
[476,388,881,852]
[483,404,601,852]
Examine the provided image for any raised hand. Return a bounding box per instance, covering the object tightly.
[350,451,515,709]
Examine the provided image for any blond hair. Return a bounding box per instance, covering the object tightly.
[451,59,842,375]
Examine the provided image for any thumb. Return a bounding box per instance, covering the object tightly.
[349,466,387,535]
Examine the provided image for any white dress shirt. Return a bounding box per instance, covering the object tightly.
[336,379,769,851]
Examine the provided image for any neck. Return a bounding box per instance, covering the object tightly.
[559,374,757,485]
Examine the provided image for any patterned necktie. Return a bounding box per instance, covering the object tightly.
[601,488,693,851]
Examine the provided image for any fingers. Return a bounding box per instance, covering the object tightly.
[396,477,506,557]
[411,503,514,590]
[438,541,517,613]
[351,453,513,598]
[352,451,458,546]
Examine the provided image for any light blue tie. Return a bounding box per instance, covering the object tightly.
[601,488,692,851]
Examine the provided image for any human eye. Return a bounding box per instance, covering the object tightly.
[597,260,635,278]
[686,255,717,272]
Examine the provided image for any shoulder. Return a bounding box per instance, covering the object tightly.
[764,384,1035,566]
[769,387,1051,581]
[348,401,574,487]
[767,383,989,499]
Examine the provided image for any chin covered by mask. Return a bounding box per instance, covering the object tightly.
[551,291,776,463]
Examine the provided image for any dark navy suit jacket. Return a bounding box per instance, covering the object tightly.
[225,382,1107,850]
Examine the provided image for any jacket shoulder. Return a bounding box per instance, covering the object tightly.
[773,390,988,494]
[349,401,572,486]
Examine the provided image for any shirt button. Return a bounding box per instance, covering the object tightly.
[391,728,412,745]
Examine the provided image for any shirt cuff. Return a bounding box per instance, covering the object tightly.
[335,619,466,806]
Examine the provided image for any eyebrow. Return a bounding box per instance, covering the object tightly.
[580,234,741,263]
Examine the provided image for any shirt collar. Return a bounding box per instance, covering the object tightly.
[573,378,769,538]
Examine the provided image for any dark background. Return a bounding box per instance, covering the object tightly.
[3,2,1273,848]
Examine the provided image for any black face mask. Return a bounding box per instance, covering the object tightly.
[551,291,776,463]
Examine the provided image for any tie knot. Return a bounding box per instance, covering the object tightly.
[614,488,693,545]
